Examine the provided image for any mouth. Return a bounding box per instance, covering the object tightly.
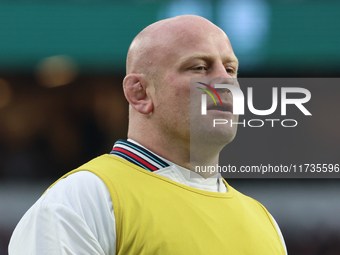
[207,103,233,113]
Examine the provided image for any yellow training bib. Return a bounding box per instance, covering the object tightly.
[49,155,285,255]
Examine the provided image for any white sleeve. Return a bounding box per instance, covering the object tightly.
[8,171,116,255]
[270,214,288,255]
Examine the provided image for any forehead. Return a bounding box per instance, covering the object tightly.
[159,27,237,68]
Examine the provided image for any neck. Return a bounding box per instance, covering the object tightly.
[128,131,224,179]
[190,140,223,178]
[128,130,191,169]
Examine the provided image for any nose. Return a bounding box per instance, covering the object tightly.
[209,62,233,79]
[207,63,238,90]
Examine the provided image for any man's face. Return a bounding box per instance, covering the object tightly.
[149,20,239,148]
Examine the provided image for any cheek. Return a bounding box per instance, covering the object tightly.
[165,75,188,96]
[162,74,191,109]
[168,74,175,83]
[174,89,181,97]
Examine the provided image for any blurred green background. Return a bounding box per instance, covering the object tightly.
[0,1,339,76]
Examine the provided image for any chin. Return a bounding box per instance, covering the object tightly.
[190,114,238,147]
[212,131,237,146]
[191,126,237,148]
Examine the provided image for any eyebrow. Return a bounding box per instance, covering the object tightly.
[180,53,239,66]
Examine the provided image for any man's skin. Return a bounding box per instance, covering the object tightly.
[123,15,239,178]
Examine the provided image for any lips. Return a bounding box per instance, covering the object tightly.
[207,102,233,113]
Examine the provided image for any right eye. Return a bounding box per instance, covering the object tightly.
[193,66,207,71]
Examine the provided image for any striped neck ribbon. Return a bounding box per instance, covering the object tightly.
[110,139,170,172]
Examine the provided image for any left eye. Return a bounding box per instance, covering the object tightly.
[194,66,206,70]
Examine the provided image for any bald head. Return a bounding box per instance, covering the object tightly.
[126,15,229,76]
[123,15,238,167]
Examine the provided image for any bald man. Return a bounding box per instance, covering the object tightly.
[9,15,287,255]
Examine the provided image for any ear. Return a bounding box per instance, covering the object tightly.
[123,74,154,114]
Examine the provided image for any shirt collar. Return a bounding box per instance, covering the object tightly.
[110,139,226,193]
[110,139,170,172]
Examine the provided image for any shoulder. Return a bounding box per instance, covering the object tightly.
[42,171,116,238]
[269,213,288,255]
[43,171,112,209]
[9,171,116,255]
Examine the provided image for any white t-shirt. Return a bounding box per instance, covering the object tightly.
[9,140,287,255]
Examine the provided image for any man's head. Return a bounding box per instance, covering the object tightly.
[123,15,239,164]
